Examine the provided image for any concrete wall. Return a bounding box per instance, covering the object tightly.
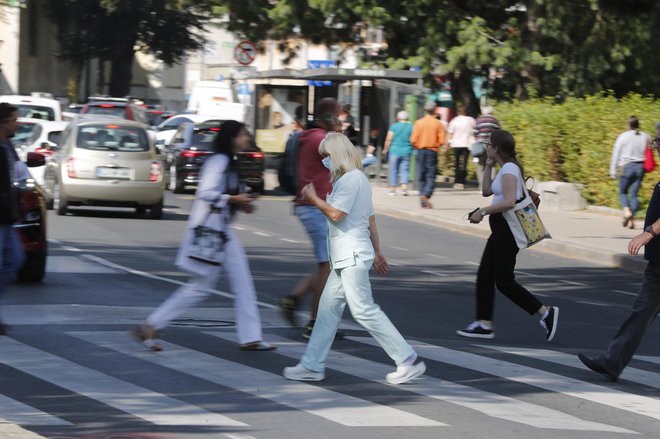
[0,4,21,95]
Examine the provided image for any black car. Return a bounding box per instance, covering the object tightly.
[167,122,265,194]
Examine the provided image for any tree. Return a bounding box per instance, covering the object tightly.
[43,0,215,98]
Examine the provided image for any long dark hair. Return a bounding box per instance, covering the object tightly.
[213,120,245,165]
[212,120,245,195]
[491,130,525,177]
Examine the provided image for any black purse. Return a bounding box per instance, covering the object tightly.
[188,207,229,266]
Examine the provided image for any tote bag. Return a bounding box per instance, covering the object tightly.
[187,208,229,266]
[502,181,551,249]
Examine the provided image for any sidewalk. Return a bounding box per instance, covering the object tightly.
[369,182,646,273]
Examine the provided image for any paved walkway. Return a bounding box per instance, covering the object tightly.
[370,182,646,272]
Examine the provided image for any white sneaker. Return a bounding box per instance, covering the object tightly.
[385,361,426,384]
[283,363,325,381]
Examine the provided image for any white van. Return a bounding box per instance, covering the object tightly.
[187,81,249,123]
[0,95,63,121]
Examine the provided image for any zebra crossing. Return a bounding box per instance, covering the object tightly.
[1,327,659,437]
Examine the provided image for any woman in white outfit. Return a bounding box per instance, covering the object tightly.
[132,120,275,352]
[283,132,425,384]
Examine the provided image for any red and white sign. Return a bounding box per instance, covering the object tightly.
[234,41,257,66]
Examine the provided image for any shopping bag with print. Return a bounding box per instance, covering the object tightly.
[503,186,551,249]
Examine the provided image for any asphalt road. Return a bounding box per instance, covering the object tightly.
[3,190,660,439]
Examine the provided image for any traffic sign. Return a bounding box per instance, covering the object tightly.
[234,41,257,66]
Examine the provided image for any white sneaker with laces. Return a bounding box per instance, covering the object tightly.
[283,363,325,381]
[385,361,426,384]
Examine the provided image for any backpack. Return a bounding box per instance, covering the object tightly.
[278,131,303,195]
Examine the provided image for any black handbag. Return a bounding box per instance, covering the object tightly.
[188,208,229,266]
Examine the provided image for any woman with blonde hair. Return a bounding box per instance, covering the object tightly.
[283,132,426,384]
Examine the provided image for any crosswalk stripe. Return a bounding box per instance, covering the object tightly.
[478,345,660,390]
[208,333,633,433]
[0,338,246,427]
[0,395,71,426]
[354,337,660,422]
[69,331,443,427]
[46,256,117,274]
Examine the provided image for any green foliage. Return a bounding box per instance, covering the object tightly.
[494,94,660,209]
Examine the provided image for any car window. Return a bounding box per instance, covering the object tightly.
[192,129,218,151]
[14,122,38,144]
[76,124,149,152]
[160,117,191,131]
[27,124,43,145]
[16,105,55,121]
[48,131,63,145]
[86,105,128,118]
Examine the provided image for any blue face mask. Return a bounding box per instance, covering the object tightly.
[322,156,332,170]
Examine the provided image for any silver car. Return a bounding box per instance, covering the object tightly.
[43,118,166,219]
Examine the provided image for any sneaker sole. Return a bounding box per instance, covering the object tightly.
[546,307,559,342]
[456,330,495,339]
[386,362,426,385]
[283,371,325,381]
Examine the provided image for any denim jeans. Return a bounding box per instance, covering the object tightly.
[0,225,24,297]
[417,149,438,198]
[295,205,329,263]
[300,256,415,372]
[619,162,645,215]
[388,154,410,186]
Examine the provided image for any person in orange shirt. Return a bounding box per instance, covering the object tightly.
[410,102,447,208]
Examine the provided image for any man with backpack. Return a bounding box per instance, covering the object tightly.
[280,98,342,338]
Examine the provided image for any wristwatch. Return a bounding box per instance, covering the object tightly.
[645,225,657,238]
[479,208,488,217]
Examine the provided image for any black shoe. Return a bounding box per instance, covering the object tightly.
[540,306,559,342]
[456,321,495,339]
[302,320,315,339]
[578,353,618,381]
[280,296,300,327]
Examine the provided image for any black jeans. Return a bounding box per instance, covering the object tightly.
[453,147,470,185]
[475,213,543,321]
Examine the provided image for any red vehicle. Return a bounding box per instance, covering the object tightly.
[15,152,48,282]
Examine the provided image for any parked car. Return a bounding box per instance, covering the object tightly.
[155,114,222,150]
[14,120,69,185]
[62,103,84,121]
[42,118,166,219]
[15,152,49,282]
[80,97,149,125]
[0,95,63,121]
[167,121,265,194]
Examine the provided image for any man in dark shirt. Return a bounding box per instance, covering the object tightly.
[0,102,25,335]
[579,135,660,380]
[280,98,341,338]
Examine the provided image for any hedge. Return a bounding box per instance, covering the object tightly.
[489,93,660,210]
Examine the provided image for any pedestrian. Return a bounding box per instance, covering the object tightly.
[280,98,340,339]
[410,102,447,209]
[457,130,559,341]
[447,105,476,189]
[338,105,359,145]
[0,103,25,335]
[579,135,660,381]
[382,111,413,196]
[473,106,500,189]
[133,121,275,352]
[610,115,651,230]
[283,132,426,384]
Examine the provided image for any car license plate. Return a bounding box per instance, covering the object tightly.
[96,167,130,179]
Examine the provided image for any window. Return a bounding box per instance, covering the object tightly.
[76,124,149,152]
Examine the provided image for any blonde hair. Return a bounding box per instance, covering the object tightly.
[318,132,362,180]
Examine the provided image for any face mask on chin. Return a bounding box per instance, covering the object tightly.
[322,156,332,170]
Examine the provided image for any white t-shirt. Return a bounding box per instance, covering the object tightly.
[326,169,375,268]
[448,115,477,148]
[491,162,523,205]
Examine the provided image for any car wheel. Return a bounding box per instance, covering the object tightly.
[16,246,47,283]
[45,172,55,210]
[149,198,164,219]
[172,168,185,194]
[135,206,147,216]
[54,183,68,216]
[251,181,265,195]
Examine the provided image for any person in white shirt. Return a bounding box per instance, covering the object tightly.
[283,132,426,385]
[609,116,651,229]
[447,106,476,189]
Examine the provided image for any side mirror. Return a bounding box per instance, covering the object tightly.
[26,152,46,168]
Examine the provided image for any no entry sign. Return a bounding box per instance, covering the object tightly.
[234,41,257,66]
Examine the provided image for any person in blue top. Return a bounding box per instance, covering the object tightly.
[383,111,413,196]
[283,132,426,385]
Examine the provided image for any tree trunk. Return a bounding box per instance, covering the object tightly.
[108,37,137,97]
[449,69,480,117]
[66,61,83,104]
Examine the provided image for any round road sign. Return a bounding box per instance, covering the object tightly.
[234,41,257,66]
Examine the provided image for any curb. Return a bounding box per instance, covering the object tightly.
[375,205,648,274]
